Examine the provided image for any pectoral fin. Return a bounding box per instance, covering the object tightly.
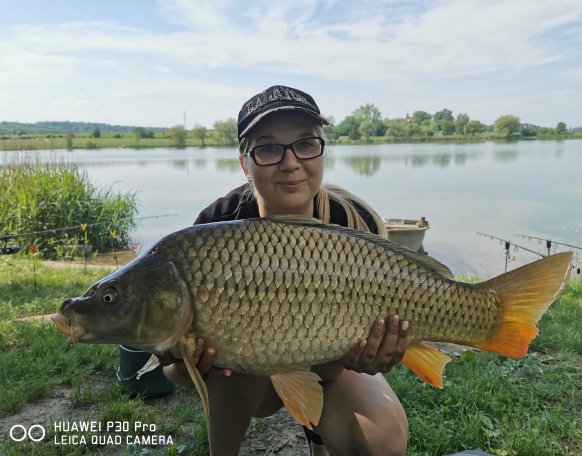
[136,354,161,380]
[401,342,451,389]
[270,370,323,430]
[178,339,210,420]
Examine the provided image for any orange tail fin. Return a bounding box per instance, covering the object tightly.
[476,252,572,358]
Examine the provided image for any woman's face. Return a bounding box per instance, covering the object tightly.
[240,110,324,217]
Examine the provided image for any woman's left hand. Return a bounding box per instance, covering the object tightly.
[342,315,408,375]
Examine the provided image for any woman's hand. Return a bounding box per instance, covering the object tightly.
[162,338,231,388]
[342,315,408,375]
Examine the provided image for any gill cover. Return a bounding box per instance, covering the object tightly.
[135,260,194,353]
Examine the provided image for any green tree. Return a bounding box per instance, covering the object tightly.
[421,121,437,140]
[433,108,453,123]
[322,115,337,140]
[494,115,521,138]
[91,128,101,138]
[412,111,432,125]
[168,125,187,147]
[406,122,422,138]
[521,124,538,137]
[384,119,407,140]
[539,127,555,136]
[555,122,567,135]
[440,120,455,136]
[336,115,360,140]
[212,118,237,146]
[352,103,385,136]
[192,124,207,146]
[358,119,376,141]
[465,120,487,136]
[455,113,470,135]
[133,127,145,141]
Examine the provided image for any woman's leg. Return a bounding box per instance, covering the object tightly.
[315,370,408,456]
[204,368,283,455]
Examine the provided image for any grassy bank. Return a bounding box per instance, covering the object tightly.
[0,256,580,455]
[2,131,582,151]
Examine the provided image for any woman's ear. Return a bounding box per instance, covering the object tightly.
[239,155,252,182]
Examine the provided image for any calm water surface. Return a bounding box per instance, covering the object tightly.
[3,140,581,277]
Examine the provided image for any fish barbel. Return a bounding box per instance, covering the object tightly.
[52,216,572,430]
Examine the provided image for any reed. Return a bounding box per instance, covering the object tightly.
[0,161,138,258]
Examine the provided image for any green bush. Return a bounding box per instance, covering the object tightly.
[0,162,138,258]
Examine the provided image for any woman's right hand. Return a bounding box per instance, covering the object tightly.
[162,338,232,388]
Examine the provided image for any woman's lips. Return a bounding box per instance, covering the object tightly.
[279,180,305,191]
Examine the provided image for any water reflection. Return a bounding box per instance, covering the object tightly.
[343,156,381,177]
[432,154,452,167]
[193,159,207,169]
[410,155,429,167]
[493,149,518,162]
[171,160,188,170]
[216,159,241,173]
[454,153,467,166]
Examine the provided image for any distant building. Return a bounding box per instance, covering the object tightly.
[405,112,412,123]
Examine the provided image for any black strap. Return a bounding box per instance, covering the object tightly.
[302,426,324,446]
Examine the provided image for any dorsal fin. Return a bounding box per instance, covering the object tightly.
[266,216,454,279]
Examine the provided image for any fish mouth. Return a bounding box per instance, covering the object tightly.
[51,313,87,344]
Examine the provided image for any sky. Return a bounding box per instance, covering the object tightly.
[1,0,581,129]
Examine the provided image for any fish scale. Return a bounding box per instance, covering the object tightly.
[144,218,482,374]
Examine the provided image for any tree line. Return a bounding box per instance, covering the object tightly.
[169,105,574,147]
[2,106,575,148]
[324,104,571,141]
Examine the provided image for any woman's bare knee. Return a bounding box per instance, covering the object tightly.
[353,414,408,456]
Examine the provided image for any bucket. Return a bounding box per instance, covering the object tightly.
[117,345,175,398]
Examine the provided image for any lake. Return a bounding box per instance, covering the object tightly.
[2,140,581,278]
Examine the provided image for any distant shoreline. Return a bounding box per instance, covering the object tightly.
[2,133,581,152]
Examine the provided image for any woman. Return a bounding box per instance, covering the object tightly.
[164,85,409,456]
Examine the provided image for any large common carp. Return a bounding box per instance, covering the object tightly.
[52,217,572,430]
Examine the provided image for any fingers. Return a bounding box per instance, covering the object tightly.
[344,339,367,369]
[378,316,408,372]
[344,315,409,375]
[190,338,230,376]
[195,339,217,376]
[360,318,386,374]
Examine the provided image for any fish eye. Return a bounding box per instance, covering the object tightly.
[101,287,118,303]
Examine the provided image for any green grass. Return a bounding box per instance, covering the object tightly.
[0,133,213,151]
[0,256,580,455]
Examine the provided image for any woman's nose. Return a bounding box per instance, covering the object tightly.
[279,147,300,170]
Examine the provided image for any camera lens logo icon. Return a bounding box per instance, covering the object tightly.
[10,424,46,442]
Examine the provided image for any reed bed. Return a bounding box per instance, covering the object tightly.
[0,160,138,258]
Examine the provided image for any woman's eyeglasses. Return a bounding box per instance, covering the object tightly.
[246,136,325,166]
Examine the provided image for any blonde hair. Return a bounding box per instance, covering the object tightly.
[315,184,387,237]
[239,124,386,237]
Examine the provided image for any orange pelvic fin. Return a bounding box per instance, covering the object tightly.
[270,370,323,430]
[401,342,451,389]
[476,252,572,358]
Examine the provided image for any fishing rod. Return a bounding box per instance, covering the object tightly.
[0,213,179,243]
[515,233,582,256]
[477,232,546,272]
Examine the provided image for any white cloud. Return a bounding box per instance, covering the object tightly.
[0,0,581,125]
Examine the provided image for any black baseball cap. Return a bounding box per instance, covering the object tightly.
[237,85,328,139]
